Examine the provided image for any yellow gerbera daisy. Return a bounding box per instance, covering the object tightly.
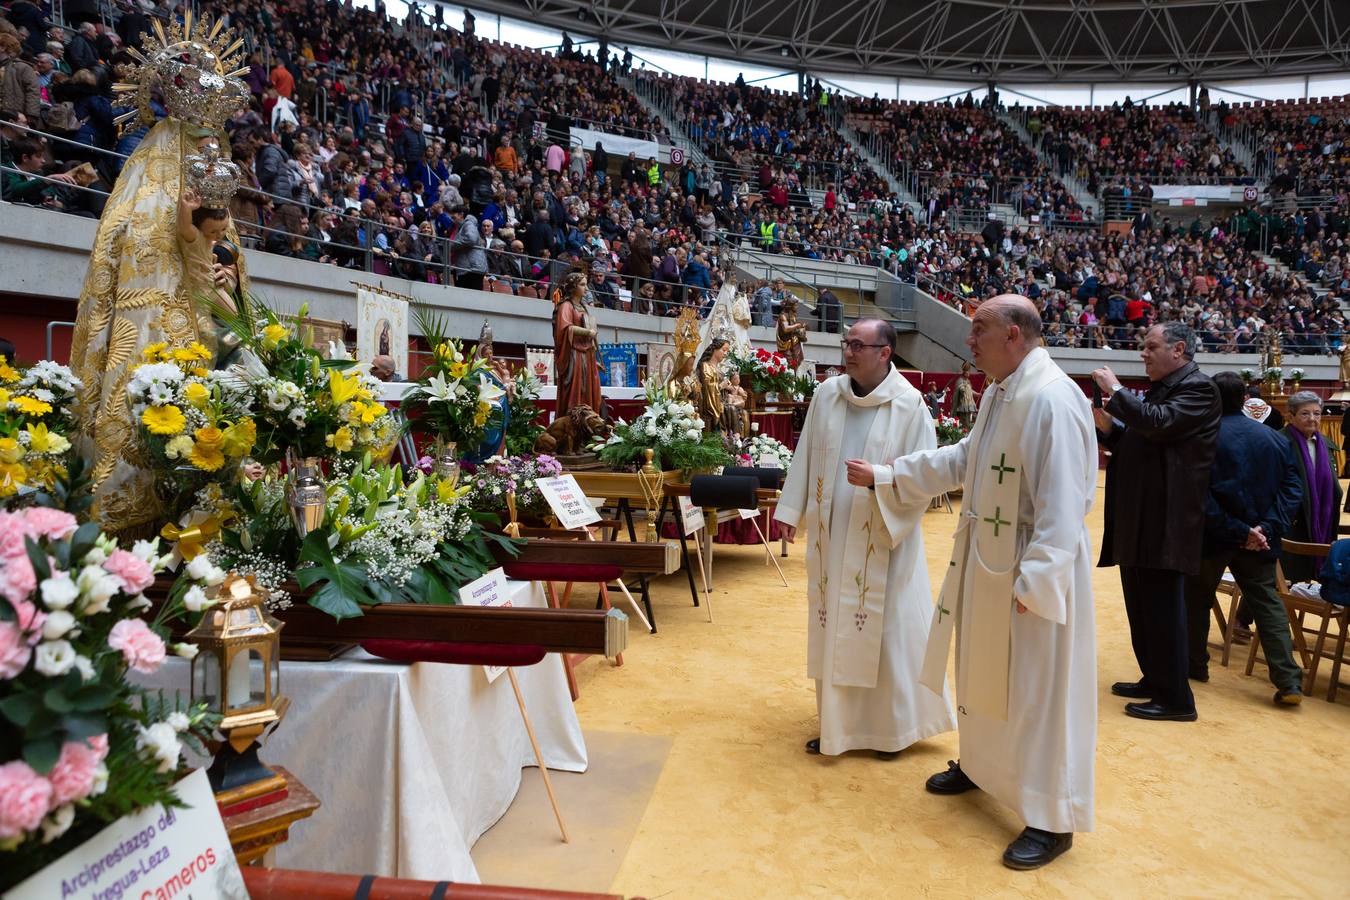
[141,404,186,435]
[0,358,19,382]
[188,441,225,471]
[141,342,169,362]
[12,396,52,416]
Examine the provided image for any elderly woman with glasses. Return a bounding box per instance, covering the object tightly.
[1281,391,1343,582]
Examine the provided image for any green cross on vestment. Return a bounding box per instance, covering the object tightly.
[983,506,1011,537]
[991,452,1017,485]
[937,600,952,623]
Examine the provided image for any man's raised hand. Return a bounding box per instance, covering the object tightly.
[845,459,875,487]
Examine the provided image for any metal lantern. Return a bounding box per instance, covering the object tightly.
[185,573,290,796]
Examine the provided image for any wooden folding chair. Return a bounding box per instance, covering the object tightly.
[1262,541,1349,700]
[1211,573,1244,667]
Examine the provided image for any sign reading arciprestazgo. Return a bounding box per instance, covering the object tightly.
[6,767,247,900]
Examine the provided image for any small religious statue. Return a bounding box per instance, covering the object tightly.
[552,271,603,420]
[724,371,748,435]
[695,338,731,432]
[667,307,701,399]
[1339,341,1350,388]
[777,295,808,372]
[952,361,979,430]
[479,318,514,396]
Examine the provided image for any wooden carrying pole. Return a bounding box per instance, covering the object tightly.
[508,669,569,843]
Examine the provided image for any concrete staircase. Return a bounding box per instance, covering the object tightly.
[997,108,1096,214]
[837,119,923,210]
[617,73,713,171]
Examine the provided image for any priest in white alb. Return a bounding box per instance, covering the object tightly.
[774,318,955,760]
[845,296,1097,870]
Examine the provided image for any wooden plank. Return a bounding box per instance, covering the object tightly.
[496,537,681,575]
[569,469,680,502]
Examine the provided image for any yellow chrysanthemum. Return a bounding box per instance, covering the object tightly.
[141,404,186,435]
[0,437,23,464]
[164,435,194,459]
[221,418,256,457]
[190,367,209,378]
[188,441,225,471]
[141,342,169,362]
[12,396,52,417]
[325,427,354,453]
[194,426,224,448]
[261,324,289,350]
[0,388,9,406]
[0,358,19,383]
[184,382,210,408]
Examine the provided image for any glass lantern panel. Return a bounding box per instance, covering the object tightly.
[193,652,220,712]
[225,649,253,712]
[270,652,280,701]
[248,649,266,705]
[226,605,267,635]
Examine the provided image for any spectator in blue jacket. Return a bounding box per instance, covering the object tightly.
[1183,371,1305,704]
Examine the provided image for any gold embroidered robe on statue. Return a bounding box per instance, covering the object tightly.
[69,118,247,534]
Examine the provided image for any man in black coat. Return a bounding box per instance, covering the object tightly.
[1183,372,1304,705]
[1092,322,1221,721]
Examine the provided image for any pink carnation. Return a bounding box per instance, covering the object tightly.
[21,508,78,541]
[0,512,27,559]
[107,618,166,674]
[48,734,108,806]
[0,760,53,840]
[10,599,45,646]
[0,554,38,610]
[102,549,154,594]
[0,621,32,679]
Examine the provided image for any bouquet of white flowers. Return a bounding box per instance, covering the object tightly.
[592,381,732,473]
[740,432,793,469]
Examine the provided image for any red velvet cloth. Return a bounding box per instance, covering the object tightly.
[501,562,624,582]
[361,639,547,667]
[661,516,784,545]
[750,411,795,448]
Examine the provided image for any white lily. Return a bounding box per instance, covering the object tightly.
[476,376,506,406]
[420,372,464,403]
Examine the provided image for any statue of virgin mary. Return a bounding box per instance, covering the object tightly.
[69,13,252,534]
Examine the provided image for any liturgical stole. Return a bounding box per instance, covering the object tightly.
[920,349,1061,720]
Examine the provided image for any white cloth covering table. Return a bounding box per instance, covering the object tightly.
[140,579,587,882]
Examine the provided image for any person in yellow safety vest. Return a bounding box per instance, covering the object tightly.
[819,90,829,108]
[759,218,776,251]
[647,158,660,187]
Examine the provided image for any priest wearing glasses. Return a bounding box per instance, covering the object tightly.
[845,296,1098,870]
[774,319,956,762]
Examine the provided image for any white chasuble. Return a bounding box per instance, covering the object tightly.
[883,348,1098,833]
[775,370,956,756]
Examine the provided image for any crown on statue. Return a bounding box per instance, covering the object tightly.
[113,11,249,129]
[184,142,240,208]
[673,308,701,356]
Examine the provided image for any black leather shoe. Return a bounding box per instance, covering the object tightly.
[874,749,901,761]
[925,760,978,795]
[1002,828,1073,870]
[1125,702,1197,722]
[1274,687,1304,706]
[1189,669,1210,683]
[805,738,821,754]
[1110,680,1150,698]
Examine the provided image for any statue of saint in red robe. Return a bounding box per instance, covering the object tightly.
[552,272,602,419]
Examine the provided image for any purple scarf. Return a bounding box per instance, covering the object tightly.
[1293,429,1336,543]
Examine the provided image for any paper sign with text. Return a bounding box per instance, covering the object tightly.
[6,767,247,900]
[458,567,512,683]
[678,496,706,536]
[536,475,602,530]
[739,504,761,520]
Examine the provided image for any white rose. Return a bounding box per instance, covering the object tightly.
[173,642,199,660]
[124,594,151,612]
[40,573,79,610]
[72,654,95,681]
[82,547,107,566]
[76,566,120,615]
[204,565,225,586]
[130,539,160,564]
[40,804,75,844]
[34,640,77,677]
[182,585,212,612]
[90,762,108,796]
[136,722,182,774]
[166,711,191,733]
[685,429,701,441]
[41,610,76,640]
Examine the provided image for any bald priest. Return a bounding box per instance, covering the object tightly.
[845,296,1098,870]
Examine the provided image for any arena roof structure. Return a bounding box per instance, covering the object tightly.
[468,0,1350,84]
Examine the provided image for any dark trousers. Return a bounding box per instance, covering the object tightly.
[1120,565,1195,710]
[1183,550,1303,692]
[456,271,485,292]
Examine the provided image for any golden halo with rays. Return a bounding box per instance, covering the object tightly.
[112,10,249,129]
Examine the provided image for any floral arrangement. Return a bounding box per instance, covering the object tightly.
[1239,368,1256,385]
[739,432,793,469]
[934,414,967,446]
[189,457,517,619]
[503,369,545,456]
[0,357,81,498]
[1264,366,1283,384]
[1289,367,1305,387]
[463,454,562,518]
[204,295,396,464]
[127,342,256,517]
[592,381,732,473]
[0,499,222,885]
[402,310,505,458]
[728,347,796,396]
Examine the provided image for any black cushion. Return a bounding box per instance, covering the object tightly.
[723,465,784,490]
[689,474,760,511]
